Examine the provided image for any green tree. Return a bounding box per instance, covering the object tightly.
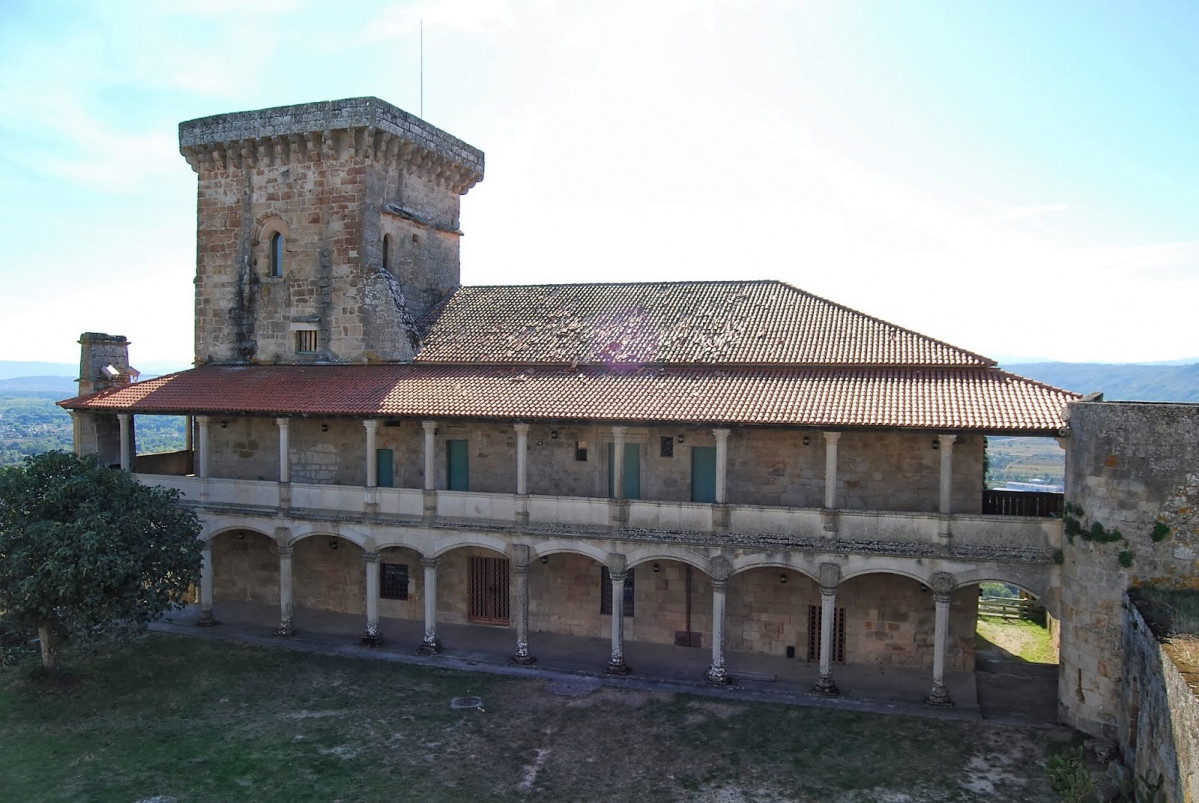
[0,451,201,673]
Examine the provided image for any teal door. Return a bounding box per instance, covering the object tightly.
[607,442,641,499]
[691,446,717,503]
[447,439,469,491]
[376,448,394,488]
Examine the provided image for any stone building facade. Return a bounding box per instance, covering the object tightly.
[63,97,1077,704]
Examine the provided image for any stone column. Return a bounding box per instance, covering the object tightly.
[422,421,438,490]
[364,419,379,488]
[275,545,296,637]
[275,417,290,483]
[117,413,132,471]
[185,414,194,452]
[926,572,955,705]
[814,562,841,695]
[606,555,630,674]
[611,426,628,499]
[195,415,210,478]
[514,423,530,495]
[362,551,382,646]
[196,540,219,627]
[712,428,730,504]
[510,546,535,665]
[418,556,443,654]
[937,434,957,540]
[706,562,731,685]
[823,431,840,508]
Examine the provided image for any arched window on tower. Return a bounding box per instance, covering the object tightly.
[269,232,284,278]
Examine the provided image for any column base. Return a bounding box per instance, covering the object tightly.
[196,611,220,627]
[361,629,384,648]
[275,621,296,637]
[812,675,840,697]
[925,683,953,706]
[417,637,443,655]
[705,665,731,685]
[509,652,537,666]
[606,658,631,675]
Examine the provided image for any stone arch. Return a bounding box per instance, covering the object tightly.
[728,553,821,585]
[427,532,510,561]
[284,524,369,551]
[950,567,1054,610]
[840,557,935,587]
[201,522,274,545]
[527,539,609,566]
[209,525,280,606]
[625,546,710,573]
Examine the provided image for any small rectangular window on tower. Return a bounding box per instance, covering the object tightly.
[295,330,317,354]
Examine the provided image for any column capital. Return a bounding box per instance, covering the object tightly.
[362,418,380,433]
[611,425,628,438]
[117,412,131,422]
[818,562,841,589]
[513,422,531,435]
[930,570,955,596]
[196,414,210,424]
[277,545,294,558]
[709,555,733,582]
[508,543,531,567]
[275,417,290,429]
[605,553,626,574]
[420,556,440,569]
[421,420,438,434]
[712,427,730,442]
[823,430,841,443]
[363,551,380,564]
[937,433,957,449]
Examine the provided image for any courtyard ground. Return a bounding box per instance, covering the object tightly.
[0,634,1075,802]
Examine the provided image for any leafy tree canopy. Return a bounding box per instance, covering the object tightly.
[0,451,201,671]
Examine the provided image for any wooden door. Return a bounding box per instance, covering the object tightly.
[690,446,717,503]
[376,448,394,488]
[447,439,469,491]
[468,556,509,624]
[607,442,641,499]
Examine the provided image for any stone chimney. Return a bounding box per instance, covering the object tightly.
[78,332,135,395]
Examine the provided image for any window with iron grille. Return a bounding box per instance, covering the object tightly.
[660,436,674,457]
[295,329,317,354]
[599,566,635,616]
[380,562,409,600]
[807,605,846,663]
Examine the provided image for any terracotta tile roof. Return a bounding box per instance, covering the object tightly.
[415,281,995,367]
[59,364,1077,433]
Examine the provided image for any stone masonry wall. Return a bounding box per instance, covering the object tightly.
[201,418,985,515]
[1060,401,1199,737]
[211,529,280,605]
[1121,600,1199,802]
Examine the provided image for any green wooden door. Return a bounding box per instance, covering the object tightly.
[691,446,717,503]
[447,439,469,491]
[607,442,641,499]
[376,448,394,488]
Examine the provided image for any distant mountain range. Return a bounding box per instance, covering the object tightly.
[1001,363,1199,402]
[2,360,1197,403]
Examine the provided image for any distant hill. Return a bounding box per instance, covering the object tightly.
[1004,363,1199,403]
[0,376,78,395]
[0,361,191,382]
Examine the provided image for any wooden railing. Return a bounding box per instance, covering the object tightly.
[978,596,1046,624]
[982,490,1063,518]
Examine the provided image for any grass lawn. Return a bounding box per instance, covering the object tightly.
[0,634,1069,802]
[976,618,1059,664]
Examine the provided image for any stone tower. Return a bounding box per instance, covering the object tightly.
[178,97,484,365]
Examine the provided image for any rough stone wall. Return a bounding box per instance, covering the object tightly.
[1060,401,1199,737]
[199,418,985,515]
[211,530,280,605]
[1121,600,1199,802]
[293,536,366,615]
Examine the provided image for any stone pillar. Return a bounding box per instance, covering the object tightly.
[514,423,530,495]
[275,417,290,483]
[364,419,379,488]
[195,415,210,479]
[606,555,630,674]
[712,428,730,504]
[926,572,955,705]
[185,414,194,452]
[706,561,731,684]
[275,544,296,637]
[196,540,219,626]
[611,426,628,499]
[362,551,382,646]
[418,556,443,654]
[421,421,438,490]
[814,562,841,695]
[117,413,132,471]
[510,546,535,665]
[937,434,957,540]
[823,431,840,508]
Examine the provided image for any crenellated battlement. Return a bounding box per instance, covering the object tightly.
[179,97,483,194]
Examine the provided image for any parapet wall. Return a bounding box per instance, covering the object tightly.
[1121,599,1199,801]
[1060,401,1199,737]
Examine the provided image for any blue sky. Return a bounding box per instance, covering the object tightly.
[1,0,1195,365]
